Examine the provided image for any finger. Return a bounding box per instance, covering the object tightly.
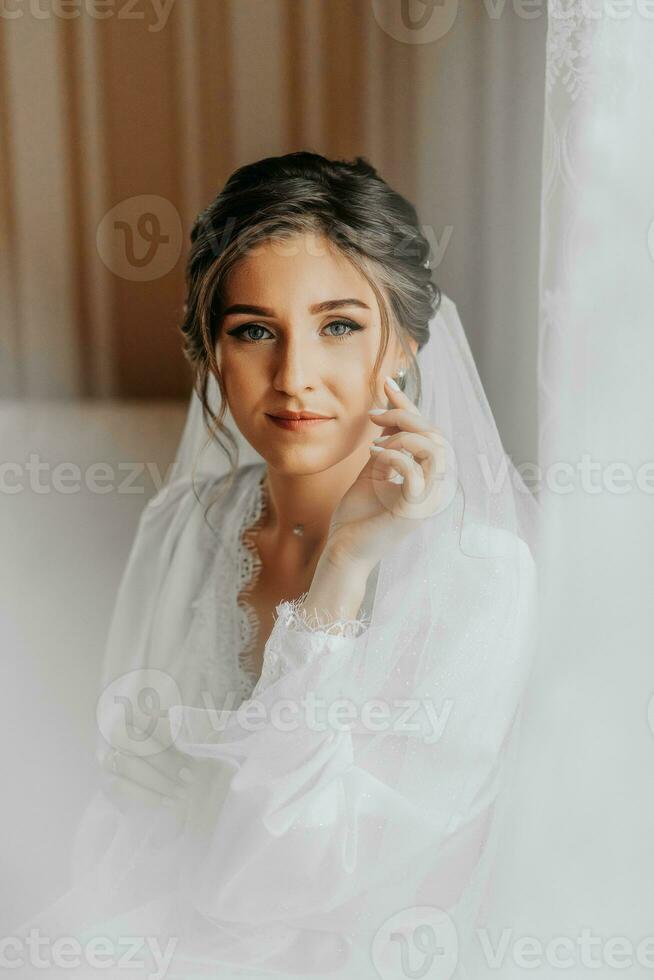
[364,447,403,482]
[98,734,189,788]
[104,773,182,814]
[368,406,437,438]
[383,375,421,414]
[368,375,421,437]
[99,710,187,764]
[371,431,439,463]
[141,743,195,787]
[369,445,424,497]
[102,749,188,800]
[371,435,446,502]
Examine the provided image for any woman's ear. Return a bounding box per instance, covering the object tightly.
[398,337,419,370]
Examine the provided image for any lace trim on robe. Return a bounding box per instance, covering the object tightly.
[234,467,371,695]
[234,468,269,689]
[184,476,254,705]
[275,592,371,638]
[253,594,371,695]
[184,466,374,704]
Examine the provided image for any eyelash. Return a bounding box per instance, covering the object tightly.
[226,319,362,345]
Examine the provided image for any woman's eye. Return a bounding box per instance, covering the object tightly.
[229,324,273,343]
[227,319,361,344]
[323,319,360,340]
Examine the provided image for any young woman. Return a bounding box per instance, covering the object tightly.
[18,152,539,979]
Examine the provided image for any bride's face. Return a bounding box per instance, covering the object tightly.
[217,232,411,473]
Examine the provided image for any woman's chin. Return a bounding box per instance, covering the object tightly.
[256,445,344,475]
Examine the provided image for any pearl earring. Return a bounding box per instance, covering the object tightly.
[394,367,407,391]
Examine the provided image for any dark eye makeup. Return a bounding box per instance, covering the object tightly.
[225,318,364,344]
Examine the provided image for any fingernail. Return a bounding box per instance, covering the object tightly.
[369,445,384,454]
[373,435,391,443]
[385,376,401,392]
[368,408,386,415]
[179,766,194,784]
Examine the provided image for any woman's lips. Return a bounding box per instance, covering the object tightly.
[266,415,334,431]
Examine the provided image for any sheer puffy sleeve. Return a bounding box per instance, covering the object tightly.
[68,474,228,897]
[170,523,538,964]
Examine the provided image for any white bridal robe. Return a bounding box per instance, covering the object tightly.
[16,461,537,980]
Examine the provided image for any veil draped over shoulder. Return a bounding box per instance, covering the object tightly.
[16,293,541,980]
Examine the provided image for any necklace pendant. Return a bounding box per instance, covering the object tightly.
[292,523,304,536]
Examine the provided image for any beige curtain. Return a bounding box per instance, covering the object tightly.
[0,0,545,465]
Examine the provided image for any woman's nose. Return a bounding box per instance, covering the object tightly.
[272,342,315,394]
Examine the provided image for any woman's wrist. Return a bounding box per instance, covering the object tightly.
[301,547,371,625]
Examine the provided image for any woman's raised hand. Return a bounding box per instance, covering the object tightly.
[98,714,195,814]
[325,376,452,575]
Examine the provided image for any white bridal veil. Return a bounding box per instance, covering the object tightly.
[15,293,541,979]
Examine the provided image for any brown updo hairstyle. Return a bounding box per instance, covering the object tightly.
[179,150,441,515]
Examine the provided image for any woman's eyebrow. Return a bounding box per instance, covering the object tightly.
[223,298,370,317]
[310,298,370,314]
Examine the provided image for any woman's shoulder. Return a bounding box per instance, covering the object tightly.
[437,517,537,600]
[452,520,538,620]
[459,520,535,564]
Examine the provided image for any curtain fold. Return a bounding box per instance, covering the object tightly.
[474,5,654,977]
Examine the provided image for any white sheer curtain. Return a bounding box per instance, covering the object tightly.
[471,4,654,978]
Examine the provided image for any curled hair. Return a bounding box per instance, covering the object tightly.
[178,150,441,520]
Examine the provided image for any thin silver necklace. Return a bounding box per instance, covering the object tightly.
[261,475,318,538]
